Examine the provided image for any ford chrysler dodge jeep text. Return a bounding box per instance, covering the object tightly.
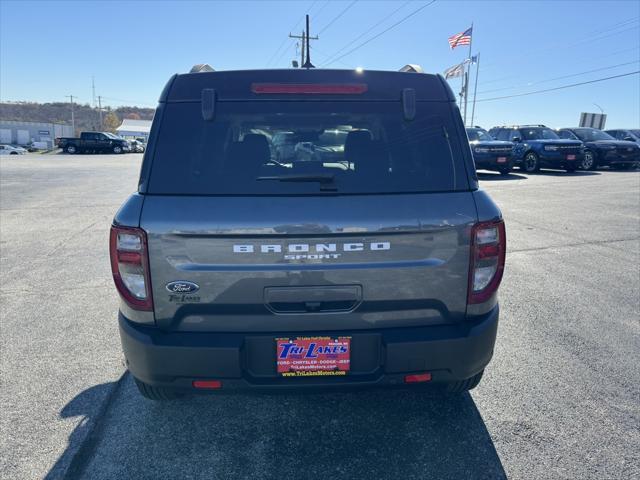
[110,66,506,400]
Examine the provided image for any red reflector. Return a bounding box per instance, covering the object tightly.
[251,83,368,95]
[117,251,142,264]
[477,243,499,259]
[192,380,222,390]
[404,373,432,383]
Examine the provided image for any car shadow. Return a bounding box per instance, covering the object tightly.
[531,169,601,177]
[477,171,527,181]
[47,374,507,479]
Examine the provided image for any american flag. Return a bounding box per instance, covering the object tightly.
[448,27,473,49]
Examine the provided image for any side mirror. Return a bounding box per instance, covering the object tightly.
[512,137,522,143]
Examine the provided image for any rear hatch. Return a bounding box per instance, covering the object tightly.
[140,71,477,333]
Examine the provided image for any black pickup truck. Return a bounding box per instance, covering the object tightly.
[57,131,130,154]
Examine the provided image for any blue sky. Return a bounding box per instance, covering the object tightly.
[1,0,639,128]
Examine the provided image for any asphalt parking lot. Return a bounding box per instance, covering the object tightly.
[1,153,638,480]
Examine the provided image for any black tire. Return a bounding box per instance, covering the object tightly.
[445,370,484,394]
[581,150,597,170]
[9,151,18,155]
[113,145,123,154]
[134,377,183,401]
[522,152,540,173]
[65,144,77,154]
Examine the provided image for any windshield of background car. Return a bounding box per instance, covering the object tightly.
[147,101,469,195]
[573,128,614,141]
[466,129,494,142]
[521,128,560,140]
[630,130,640,138]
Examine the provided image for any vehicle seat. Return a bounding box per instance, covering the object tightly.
[345,130,389,177]
[225,133,271,178]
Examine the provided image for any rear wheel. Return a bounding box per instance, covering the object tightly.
[581,150,596,170]
[113,145,123,154]
[445,370,484,394]
[134,377,183,401]
[522,152,539,173]
[65,145,77,154]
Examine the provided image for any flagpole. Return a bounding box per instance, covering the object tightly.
[470,52,481,127]
[463,22,473,126]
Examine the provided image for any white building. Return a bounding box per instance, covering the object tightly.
[116,119,152,141]
[0,121,73,148]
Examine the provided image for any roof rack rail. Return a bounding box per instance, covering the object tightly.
[190,63,215,73]
[399,64,424,73]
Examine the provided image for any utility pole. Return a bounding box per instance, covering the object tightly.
[92,76,96,108]
[97,96,103,130]
[289,15,318,68]
[65,95,75,134]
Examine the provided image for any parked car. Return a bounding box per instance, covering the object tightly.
[293,129,347,163]
[557,127,640,170]
[604,129,640,144]
[488,125,583,173]
[0,144,27,155]
[271,132,297,162]
[128,139,146,153]
[466,127,514,175]
[57,131,131,154]
[111,66,505,400]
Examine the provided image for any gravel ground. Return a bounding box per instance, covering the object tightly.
[1,155,638,479]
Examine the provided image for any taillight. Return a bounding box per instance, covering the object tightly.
[109,225,153,311]
[251,83,368,95]
[468,220,506,304]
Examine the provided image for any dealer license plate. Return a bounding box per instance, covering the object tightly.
[276,336,351,377]
[497,157,507,163]
[567,154,576,160]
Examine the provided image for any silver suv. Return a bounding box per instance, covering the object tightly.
[110,67,506,400]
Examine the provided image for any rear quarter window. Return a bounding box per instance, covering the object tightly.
[146,101,470,195]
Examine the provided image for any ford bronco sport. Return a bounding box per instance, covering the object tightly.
[110,67,506,400]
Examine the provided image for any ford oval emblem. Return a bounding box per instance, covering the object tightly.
[166,281,200,294]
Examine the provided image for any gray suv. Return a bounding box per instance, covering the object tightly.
[110,67,506,400]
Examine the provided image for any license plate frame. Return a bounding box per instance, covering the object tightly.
[276,336,351,377]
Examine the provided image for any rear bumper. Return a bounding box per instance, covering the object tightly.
[119,306,499,392]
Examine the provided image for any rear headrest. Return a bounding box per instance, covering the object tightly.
[345,130,373,151]
[242,133,271,165]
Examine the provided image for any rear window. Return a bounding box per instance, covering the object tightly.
[147,101,468,195]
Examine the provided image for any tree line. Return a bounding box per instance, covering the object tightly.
[0,101,155,135]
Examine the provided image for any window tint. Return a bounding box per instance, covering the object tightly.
[493,129,509,141]
[148,101,468,195]
[558,130,578,140]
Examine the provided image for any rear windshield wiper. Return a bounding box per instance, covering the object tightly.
[256,173,337,190]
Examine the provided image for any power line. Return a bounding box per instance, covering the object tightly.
[477,60,640,95]
[317,0,358,35]
[475,70,639,103]
[322,0,437,66]
[480,17,639,72]
[319,0,411,67]
[476,45,640,88]
[266,0,317,67]
[100,96,156,107]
